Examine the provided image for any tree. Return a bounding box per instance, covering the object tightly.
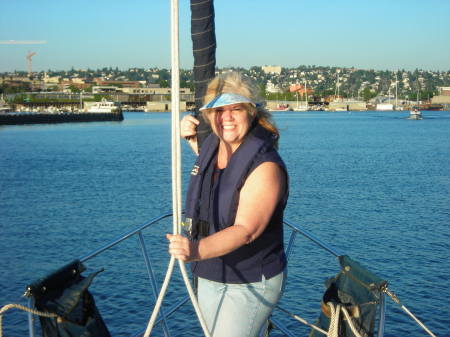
[68,85,81,93]
[362,88,377,102]
[160,79,169,88]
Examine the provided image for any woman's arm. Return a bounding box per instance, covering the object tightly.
[167,161,286,262]
[180,114,200,155]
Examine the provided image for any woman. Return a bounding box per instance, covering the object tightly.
[167,72,288,337]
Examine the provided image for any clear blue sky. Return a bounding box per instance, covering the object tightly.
[1,0,449,72]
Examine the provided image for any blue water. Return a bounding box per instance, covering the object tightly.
[0,111,449,336]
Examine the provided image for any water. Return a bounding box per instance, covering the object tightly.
[0,111,449,336]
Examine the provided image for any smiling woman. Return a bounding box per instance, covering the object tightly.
[205,101,252,154]
[169,71,289,337]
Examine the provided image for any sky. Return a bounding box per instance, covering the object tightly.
[1,0,449,73]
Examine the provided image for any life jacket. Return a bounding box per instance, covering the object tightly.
[185,123,288,283]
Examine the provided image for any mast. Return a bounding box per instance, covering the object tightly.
[190,0,216,149]
[305,80,308,108]
[335,69,341,100]
[395,71,398,109]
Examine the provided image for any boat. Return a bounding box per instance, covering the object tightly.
[0,95,12,113]
[0,1,440,337]
[409,108,423,120]
[408,87,423,119]
[275,103,292,111]
[293,81,309,111]
[0,212,438,337]
[376,103,394,111]
[0,103,12,113]
[87,98,122,113]
[418,103,443,111]
[293,105,307,112]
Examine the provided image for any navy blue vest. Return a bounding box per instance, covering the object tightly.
[185,124,288,283]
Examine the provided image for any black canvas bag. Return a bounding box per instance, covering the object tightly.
[26,260,110,337]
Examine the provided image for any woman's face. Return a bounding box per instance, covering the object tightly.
[209,103,252,151]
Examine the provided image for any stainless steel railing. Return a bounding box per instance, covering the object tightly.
[26,212,386,337]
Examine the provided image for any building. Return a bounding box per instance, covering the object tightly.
[431,86,450,107]
[59,80,91,92]
[289,84,314,96]
[145,101,187,112]
[438,87,450,96]
[120,87,191,95]
[262,66,282,75]
[93,79,141,88]
[92,86,120,94]
[43,73,61,84]
[265,81,282,94]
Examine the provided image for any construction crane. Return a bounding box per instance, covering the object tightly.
[26,51,36,77]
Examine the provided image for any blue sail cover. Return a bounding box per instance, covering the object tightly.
[190,0,216,148]
[310,255,387,337]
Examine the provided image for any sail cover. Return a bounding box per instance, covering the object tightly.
[26,260,110,337]
[190,0,216,148]
[310,255,387,337]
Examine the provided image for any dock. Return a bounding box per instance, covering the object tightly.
[0,111,124,125]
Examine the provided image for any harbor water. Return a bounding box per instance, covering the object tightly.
[0,111,449,336]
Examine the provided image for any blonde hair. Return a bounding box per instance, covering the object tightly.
[202,72,280,145]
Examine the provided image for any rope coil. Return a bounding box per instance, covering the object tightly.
[326,303,363,337]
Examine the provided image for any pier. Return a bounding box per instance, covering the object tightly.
[0,111,123,125]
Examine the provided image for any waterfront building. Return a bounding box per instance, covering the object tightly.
[431,86,450,108]
[92,86,120,94]
[145,100,187,112]
[120,87,192,95]
[437,86,450,95]
[93,79,141,88]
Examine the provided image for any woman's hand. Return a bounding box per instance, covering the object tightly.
[180,114,200,139]
[166,233,200,262]
[180,114,200,155]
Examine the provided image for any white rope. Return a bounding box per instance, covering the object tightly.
[326,303,364,337]
[143,1,210,336]
[143,256,176,336]
[0,303,57,337]
[327,303,341,337]
[340,306,363,337]
[277,304,364,337]
[279,291,438,337]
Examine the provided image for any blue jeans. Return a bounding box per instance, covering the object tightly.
[197,271,285,337]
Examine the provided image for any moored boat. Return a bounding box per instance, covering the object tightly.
[275,103,292,111]
[0,96,12,113]
[376,103,394,111]
[0,103,12,113]
[87,99,122,113]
